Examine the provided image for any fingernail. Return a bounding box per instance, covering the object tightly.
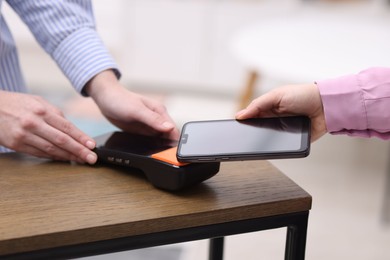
[235,109,246,118]
[162,121,174,130]
[86,140,96,150]
[86,153,97,165]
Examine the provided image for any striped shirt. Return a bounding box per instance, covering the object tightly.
[0,0,120,152]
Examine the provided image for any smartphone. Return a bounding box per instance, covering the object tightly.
[176,116,311,162]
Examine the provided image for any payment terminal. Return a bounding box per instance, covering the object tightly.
[94,132,220,191]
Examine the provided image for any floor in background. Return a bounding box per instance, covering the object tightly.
[59,91,390,260]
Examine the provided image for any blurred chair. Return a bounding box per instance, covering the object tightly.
[231,4,390,109]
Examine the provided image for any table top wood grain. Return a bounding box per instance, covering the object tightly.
[0,153,311,255]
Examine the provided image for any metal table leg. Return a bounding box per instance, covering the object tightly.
[209,237,224,260]
[284,213,309,260]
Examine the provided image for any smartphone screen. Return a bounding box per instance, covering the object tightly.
[177,116,310,162]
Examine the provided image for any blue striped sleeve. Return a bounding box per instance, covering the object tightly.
[52,27,120,93]
[0,14,27,92]
[7,0,120,93]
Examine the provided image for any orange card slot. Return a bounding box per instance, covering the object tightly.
[151,147,189,167]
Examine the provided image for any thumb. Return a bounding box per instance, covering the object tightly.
[235,108,251,120]
[236,92,280,120]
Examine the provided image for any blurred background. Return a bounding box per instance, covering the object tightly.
[3,0,390,259]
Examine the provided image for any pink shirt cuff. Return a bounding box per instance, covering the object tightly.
[317,67,390,139]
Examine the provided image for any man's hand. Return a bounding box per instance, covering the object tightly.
[236,83,327,142]
[0,91,97,163]
[85,70,180,140]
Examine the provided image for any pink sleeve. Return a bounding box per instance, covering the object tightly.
[316,67,390,139]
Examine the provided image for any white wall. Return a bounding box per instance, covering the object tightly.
[2,0,299,95]
[3,0,389,96]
